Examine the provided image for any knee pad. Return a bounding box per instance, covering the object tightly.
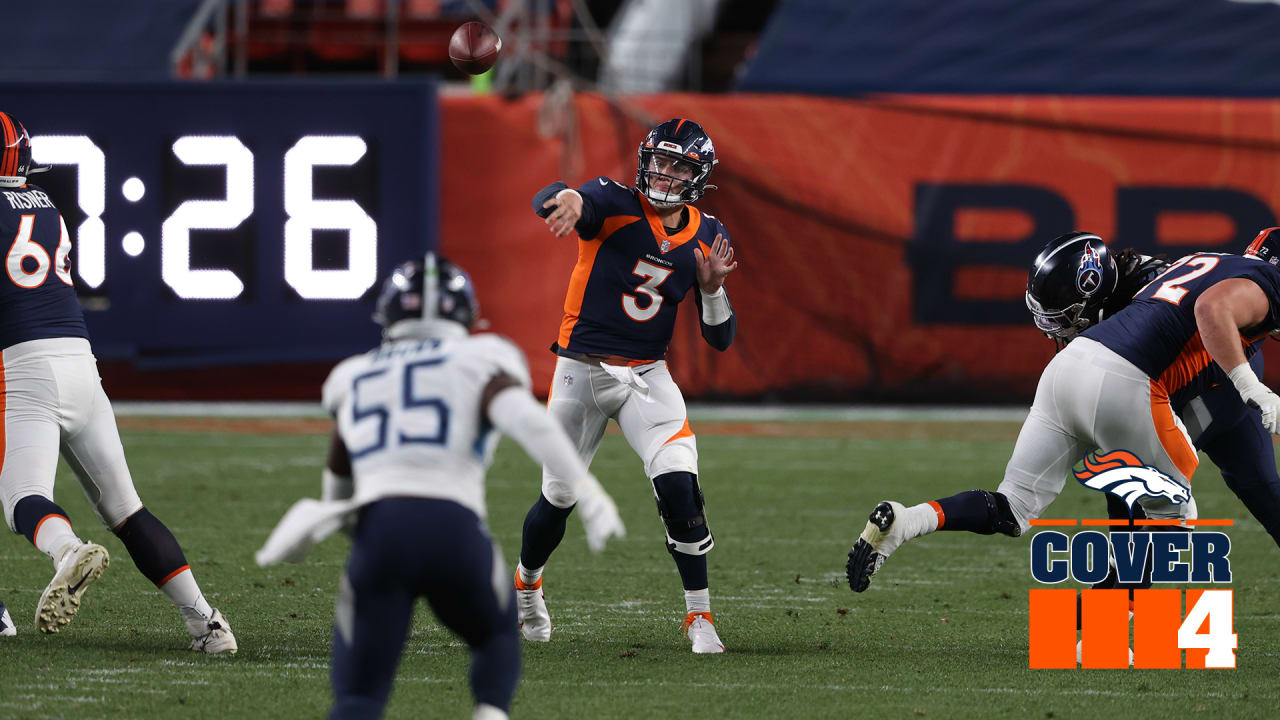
[540,473,578,509]
[651,471,713,555]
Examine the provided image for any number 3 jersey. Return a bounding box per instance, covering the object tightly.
[322,333,531,518]
[0,185,87,349]
[537,177,732,360]
[1084,253,1280,402]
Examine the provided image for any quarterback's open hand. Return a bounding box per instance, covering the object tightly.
[576,474,626,552]
[543,190,583,238]
[695,233,738,294]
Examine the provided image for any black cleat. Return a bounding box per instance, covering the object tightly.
[846,501,900,593]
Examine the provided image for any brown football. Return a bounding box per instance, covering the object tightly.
[449,21,502,75]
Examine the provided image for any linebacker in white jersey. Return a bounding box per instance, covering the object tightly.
[257,255,625,720]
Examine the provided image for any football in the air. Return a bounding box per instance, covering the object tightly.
[449,21,502,75]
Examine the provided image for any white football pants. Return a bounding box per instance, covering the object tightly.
[998,337,1199,532]
[0,338,142,531]
[540,356,697,508]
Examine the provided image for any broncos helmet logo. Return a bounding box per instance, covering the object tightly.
[1073,450,1190,515]
[1076,244,1103,296]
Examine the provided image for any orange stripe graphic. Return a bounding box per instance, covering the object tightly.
[33,513,67,548]
[1081,589,1130,668]
[664,418,694,445]
[1133,589,1181,668]
[1029,589,1077,668]
[1029,519,1078,526]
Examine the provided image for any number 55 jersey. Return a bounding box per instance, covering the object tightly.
[321,333,531,518]
[0,185,87,349]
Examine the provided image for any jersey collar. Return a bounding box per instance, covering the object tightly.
[639,193,701,253]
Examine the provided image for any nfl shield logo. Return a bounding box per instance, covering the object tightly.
[660,239,671,253]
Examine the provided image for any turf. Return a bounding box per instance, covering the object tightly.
[1,419,1275,719]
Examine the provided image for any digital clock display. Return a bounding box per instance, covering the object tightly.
[7,81,438,365]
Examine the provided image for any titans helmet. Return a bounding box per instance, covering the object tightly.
[373,253,477,338]
[1245,227,1280,265]
[636,118,717,208]
[1025,232,1120,343]
[0,112,49,189]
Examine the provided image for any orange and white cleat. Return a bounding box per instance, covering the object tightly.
[514,572,551,642]
[683,611,726,654]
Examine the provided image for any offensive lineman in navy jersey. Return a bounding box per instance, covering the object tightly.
[847,228,1280,594]
[0,112,234,650]
[515,118,739,653]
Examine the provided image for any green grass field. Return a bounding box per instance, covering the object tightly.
[2,416,1276,719]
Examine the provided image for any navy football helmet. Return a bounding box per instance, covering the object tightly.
[373,253,477,338]
[636,118,717,208]
[0,112,49,189]
[1025,232,1119,344]
[1245,227,1280,265]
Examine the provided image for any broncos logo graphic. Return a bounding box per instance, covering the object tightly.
[1073,449,1190,514]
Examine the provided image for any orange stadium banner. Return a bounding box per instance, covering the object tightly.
[440,93,1280,401]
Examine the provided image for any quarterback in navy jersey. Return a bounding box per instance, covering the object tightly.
[0,112,234,650]
[514,118,738,653]
[847,228,1280,597]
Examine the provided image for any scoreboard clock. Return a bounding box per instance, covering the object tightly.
[5,81,438,365]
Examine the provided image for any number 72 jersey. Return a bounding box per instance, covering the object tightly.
[321,333,531,519]
[0,185,87,349]
[1083,252,1280,395]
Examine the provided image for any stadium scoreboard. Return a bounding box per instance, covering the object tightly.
[5,82,438,365]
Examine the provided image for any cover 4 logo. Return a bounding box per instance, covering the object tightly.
[1027,450,1237,669]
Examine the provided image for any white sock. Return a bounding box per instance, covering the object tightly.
[34,516,81,567]
[474,704,509,720]
[517,562,542,586]
[684,588,711,614]
[906,503,941,537]
[160,568,213,626]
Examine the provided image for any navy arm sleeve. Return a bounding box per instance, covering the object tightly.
[531,180,605,239]
[694,290,737,351]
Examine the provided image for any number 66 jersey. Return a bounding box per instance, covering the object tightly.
[0,185,87,349]
[321,333,531,519]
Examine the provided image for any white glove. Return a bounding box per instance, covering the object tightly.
[1229,362,1280,434]
[575,474,626,552]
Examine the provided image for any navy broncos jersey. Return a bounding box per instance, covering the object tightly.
[1084,253,1280,397]
[535,176,732,360]
[0,185,87,350]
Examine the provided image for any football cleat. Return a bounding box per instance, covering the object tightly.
[0,600,15,636]
[36,542,109,633]
[682,611,726,654]
[514,573,551,642]
[846,501,912,593]
[189,608,237,655]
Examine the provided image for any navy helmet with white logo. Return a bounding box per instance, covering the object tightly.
[1245,227,1280,265]
[636,118,717,208]
[373,253,477,339]
[1025,232,1119,344]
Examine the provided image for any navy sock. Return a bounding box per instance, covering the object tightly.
[669,550,709,592]
[469,626,521,712]
[13,496,71,546]
[112,508,190,586]
[519,494,573,570]
[934,490,1018,535]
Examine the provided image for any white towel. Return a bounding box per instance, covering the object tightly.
[255,498,358,566]
[599,362,654,402]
